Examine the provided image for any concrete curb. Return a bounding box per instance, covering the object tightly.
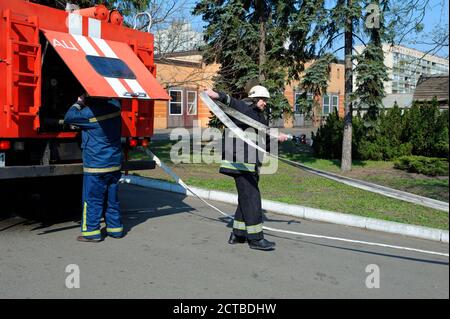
[121,175,449,244]
[283,159,449,212]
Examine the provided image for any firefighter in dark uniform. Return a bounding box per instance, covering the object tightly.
[64,93,123,243]
[206,86,289,251]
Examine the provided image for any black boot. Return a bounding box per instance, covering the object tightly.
[248,238,275,251]
[228,232,246,244]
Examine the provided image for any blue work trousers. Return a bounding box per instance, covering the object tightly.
[81,171,123,239]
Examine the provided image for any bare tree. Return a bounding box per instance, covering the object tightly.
[127,0,203,56]
[410,24,449,59]
[153,20,203,55]
[388,0,448,57]
[122,1,207,87]
[156,61,218,89]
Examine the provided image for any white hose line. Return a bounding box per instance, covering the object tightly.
[203,93,449,213]
[278,157,449,213]
[219,101,281,140]
[262,226,449,257]
[145,149,449,258]
[146,149,231,218]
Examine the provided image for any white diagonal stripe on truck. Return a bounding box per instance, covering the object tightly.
[105,77,128,98]
[124,80,149,99]
[72,34,99,56]
[91,38,118,58]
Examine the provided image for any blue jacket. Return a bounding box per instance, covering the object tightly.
[64,99,122,174]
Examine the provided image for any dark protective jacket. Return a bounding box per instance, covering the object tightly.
[64,98,122,174]
[216,92,270,176]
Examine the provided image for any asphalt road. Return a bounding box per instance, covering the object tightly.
[0,183,448,299]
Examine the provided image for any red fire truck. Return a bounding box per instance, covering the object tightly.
[0,0,169,213]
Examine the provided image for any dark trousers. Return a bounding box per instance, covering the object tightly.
[81,171,123,239]
[232,173,264,240]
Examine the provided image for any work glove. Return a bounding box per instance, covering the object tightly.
[278,134,290,143]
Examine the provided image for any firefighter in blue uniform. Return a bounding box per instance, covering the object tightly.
[64,93,123,242]
[206,86,289,251]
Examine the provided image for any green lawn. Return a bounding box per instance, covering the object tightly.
[128,140,449,230]
[279,141,449,202]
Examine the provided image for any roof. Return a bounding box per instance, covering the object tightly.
[413,74,449,103]
[382,94,414,108]
[155,50,202,59]
[155,50,203,68]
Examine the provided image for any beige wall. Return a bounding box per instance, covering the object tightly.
[154,61,219,129]
[284,63,345,127]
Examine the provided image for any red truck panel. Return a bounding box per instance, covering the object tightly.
[42,30,169,100]
[0,0,168,140]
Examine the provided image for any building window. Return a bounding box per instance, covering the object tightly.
[294,92,313,114]
[332,95,339,112]
[322,94,339,115]
[187,91,198,115]
[169,90,183,115]
[294,92,302,113]
[323,95,330,115]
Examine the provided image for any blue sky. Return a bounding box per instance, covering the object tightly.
[411,0,449,58]
[188,0,449,59]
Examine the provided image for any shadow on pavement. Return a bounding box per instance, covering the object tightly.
[0,182,197,238]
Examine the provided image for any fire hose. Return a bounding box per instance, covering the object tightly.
[212,94,448,212]
[133,93,448,257]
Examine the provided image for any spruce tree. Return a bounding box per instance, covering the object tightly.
[354,0,389,122]
[193,0,320,123]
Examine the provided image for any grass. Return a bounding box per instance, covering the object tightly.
[279,141,449,202]
[127,140,449,230]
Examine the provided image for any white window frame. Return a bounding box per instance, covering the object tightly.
[332,95,339,112]
[323,95,330,115]
[187,90,198,116]
[294,92,302,113]
[169,89,183,116]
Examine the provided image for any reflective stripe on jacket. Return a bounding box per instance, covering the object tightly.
[216,92,270,176]
[64,99,122,173]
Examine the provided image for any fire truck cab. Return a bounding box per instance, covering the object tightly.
[0,0,169,213]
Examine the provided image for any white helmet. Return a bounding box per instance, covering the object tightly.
[248,85,270,99]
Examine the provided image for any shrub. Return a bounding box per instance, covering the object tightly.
[359,137,413,161]
[394,156,449,176]
[312,99,448,161]
[312,110,343,159]
[403,99,449,158]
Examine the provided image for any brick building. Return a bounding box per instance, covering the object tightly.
[154,51,345,129]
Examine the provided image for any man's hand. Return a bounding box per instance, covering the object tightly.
[204,88,220,100]
[278,133,290,143]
